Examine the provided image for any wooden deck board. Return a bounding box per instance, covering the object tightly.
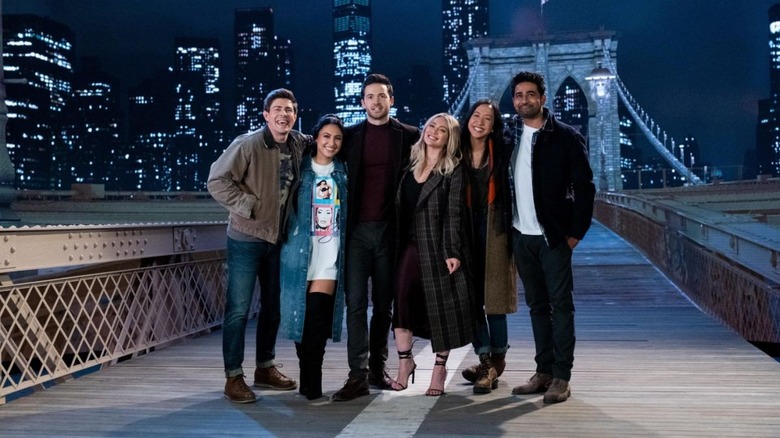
[1,221,779,437]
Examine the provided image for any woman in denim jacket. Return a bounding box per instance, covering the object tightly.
[280,114,348,400]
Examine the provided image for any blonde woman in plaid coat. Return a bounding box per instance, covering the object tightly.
[390,113,476,397]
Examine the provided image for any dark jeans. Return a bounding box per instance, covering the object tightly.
[345,221,394,378]
[223,237,281,378]
[512,230,575,381]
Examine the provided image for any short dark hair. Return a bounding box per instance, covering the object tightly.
[362,73,394,97]
[263,88,298,113]
[511,71,546,96]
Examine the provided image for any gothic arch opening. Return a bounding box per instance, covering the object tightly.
[553,76,589,145]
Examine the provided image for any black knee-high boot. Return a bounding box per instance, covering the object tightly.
[301,292,334,400]
[295,341,309,397]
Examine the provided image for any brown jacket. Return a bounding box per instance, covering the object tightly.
[483,203,517,314]
[207,127,308,244]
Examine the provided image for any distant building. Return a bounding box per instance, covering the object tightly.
[61,57,123,190]
[333,0,372,126]
[394,64,440,128]
[234,8,293,134]
[618,105,642,189]
[128,71,175,191]
[756,3,780,177]
[172,37,226,191]
[442,0,488,110]
[2,14,74,189]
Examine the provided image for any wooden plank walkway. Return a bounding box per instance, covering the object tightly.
[1,221,779,437]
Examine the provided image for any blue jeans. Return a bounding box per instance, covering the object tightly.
[223,237,281,378]
[512,231,575,381]
[473,314,509,356]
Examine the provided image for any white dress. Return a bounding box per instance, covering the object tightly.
[307,159,340,280]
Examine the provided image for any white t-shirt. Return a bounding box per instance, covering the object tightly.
[307,159,340,280]
[513,125,544,235]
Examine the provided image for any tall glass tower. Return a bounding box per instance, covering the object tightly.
[173,37,225,191]
[234,8,292,134]
[442,0,488,110]
[333,0,372,126]
[756,3,780,177]
[2,14,74,189]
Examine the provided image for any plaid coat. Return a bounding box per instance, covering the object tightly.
[399,164,476,352]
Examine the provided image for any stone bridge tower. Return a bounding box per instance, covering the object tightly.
[466,31,620,191]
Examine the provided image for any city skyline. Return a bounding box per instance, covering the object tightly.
[4,0,777,168]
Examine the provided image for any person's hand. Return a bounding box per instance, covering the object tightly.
[567,237,580,250]
[445,258,460,274]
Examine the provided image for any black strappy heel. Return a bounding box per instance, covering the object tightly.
[392,349,417,391]
[426,353,449,396]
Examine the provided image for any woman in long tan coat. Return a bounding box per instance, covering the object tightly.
[458,99,517,394]
[390,113,475,396]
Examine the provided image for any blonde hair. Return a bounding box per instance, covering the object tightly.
[409,113,461,176]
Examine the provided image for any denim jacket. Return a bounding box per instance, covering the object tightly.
[279,156,348,343]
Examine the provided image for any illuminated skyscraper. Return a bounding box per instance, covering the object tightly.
[756,3,780,177]
[442,0,488,110]
[128,71,175,191]
[60,57,123,190]
[172,37,226,191]
[2,14,74,189]
[234,8,293,134]
[333,0,372,126]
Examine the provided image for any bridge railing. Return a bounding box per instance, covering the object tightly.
[0,222,239,404]
[594,190,780,345]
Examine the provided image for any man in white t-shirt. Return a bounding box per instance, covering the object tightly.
[505,71,595,404]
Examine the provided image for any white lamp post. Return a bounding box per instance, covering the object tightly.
[586,64,615,191]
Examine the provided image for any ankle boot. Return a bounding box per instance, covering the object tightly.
[492,352,506,378]
[301,292,334,400]
[473,353,498,394]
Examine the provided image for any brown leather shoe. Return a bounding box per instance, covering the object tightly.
[492,353,506,378]
[224,375,257,403]
[543,378,571,403]
[331,376,369,402]
[461,363,480,383]
[368,367,393,389]
[511,372,553,395]
[473,354,498,394]
[254,366,297,391]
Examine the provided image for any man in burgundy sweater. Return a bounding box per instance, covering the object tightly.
[332,73,420,401]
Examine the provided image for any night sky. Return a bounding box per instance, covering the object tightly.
[4,0,777,168]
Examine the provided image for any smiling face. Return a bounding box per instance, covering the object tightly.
[512,81,546,123]
[424,116,450,152]
[263,98,297,142]
[361,83,394,124]
[315,124,343,164]
[468,103,495,142]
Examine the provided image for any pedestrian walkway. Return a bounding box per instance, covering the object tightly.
[1,222,779,437]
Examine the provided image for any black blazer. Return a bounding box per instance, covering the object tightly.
[341,118,420,236]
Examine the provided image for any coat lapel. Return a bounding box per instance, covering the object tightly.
[417,172,444,208]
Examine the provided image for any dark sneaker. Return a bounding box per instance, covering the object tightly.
[368,367,393,389]
[254,366,297,391]
[543,378,571,403]
[331,376,370,402]
[511,372,553,395]
[224,375,257,404]
[461,363,480,383]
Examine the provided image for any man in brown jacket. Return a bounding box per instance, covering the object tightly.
[207,88,308,404]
